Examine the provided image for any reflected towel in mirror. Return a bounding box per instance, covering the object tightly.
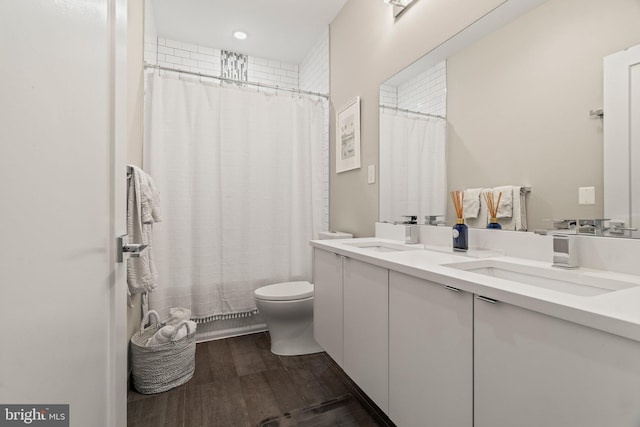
[463,188,482,219]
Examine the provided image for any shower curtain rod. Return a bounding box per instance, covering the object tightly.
[379,104,445,120]
[144,63,329,99]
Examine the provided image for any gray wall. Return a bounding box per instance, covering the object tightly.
[329,0,506,237]
[446,0,640,230]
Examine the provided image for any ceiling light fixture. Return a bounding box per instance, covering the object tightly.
[233,30,248,40]
[384,0,413,6]
[384,0,416,17]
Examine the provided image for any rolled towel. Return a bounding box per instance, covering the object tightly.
[463,188,482,219]
[173,321,197,341]
[146,325,177,346]
[172,325,188,342]
[186,320,197,336]
[492,186,513,218]
[165,307,192,326]
[145,320,197,346]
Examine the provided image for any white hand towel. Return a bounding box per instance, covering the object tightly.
[492,186,513,218]
[494,186,527,231]
[465,189,489,229]
[463,188,482,219]
[127,165,162,296]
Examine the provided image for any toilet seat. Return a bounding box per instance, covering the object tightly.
[254,281,313,301]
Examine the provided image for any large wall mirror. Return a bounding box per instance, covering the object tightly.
[379,0,640,237]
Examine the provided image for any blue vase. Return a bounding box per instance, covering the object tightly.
[453,219,468,251]
[487,218,502,229]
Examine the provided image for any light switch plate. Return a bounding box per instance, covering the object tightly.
[367,165,376,184]
[578,186,595,205]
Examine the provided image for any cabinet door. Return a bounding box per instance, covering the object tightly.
[475,297,640,427]
[389,271,473,427]
[313,248,344,366]
[343,257,389,413]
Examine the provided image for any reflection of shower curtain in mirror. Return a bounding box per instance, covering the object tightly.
[144,72,324,322]
[379,110,447,223]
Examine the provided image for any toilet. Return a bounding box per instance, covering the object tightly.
[254,281,323,356]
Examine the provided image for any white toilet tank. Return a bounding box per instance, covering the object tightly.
[317,231,353,240]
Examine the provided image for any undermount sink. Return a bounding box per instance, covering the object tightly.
[444,259,640,297]
[343,240,423,253]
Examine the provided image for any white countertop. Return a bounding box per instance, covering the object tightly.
[311,237,640,342]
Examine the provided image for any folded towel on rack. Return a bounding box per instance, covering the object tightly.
[495,186,528,231]
[492,186,513,218]
[463,188,483,219]
[127,165,162,296]
[465,189,489,229]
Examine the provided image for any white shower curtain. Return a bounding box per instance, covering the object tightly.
[144,72,324,322]
[379,110,447,223]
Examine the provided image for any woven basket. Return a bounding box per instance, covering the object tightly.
[130,310,196,394]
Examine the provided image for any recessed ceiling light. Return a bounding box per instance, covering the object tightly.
[233,31,248,40]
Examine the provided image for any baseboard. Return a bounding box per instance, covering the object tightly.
[195,323,268,343]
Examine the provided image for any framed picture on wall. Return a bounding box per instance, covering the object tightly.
[336,96,361,173]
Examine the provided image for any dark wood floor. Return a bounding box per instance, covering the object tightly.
[127,332,395,427]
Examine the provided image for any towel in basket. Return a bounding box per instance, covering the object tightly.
[130,310,196,394]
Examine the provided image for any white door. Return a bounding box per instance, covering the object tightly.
[604,43,640,236]
[0,1,128,426]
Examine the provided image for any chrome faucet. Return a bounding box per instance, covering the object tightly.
[577,219,609,236]
[401,215,418,224]
[608,220,638,235]
[403,225,419,243]
[552,234,578,269]
[424,215,445,226]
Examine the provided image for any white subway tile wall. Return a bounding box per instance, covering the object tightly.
[379,84,398,108]
[143,33,329,232]
[145,38,299,91]
[397,60,447,117]
[247,56,299,90]
[300,28,329,94]
[299,27,330,231]
[145,38,222,76]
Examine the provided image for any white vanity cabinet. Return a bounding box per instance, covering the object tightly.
[474,296,640,427]
[313,248,344,366]
[388,271,473,427]
[342,257,389,413]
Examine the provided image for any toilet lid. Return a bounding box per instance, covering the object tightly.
[254,281,313,301]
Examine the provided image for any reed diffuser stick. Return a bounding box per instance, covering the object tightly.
[450,191,464,219]
[483,191,503,219]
